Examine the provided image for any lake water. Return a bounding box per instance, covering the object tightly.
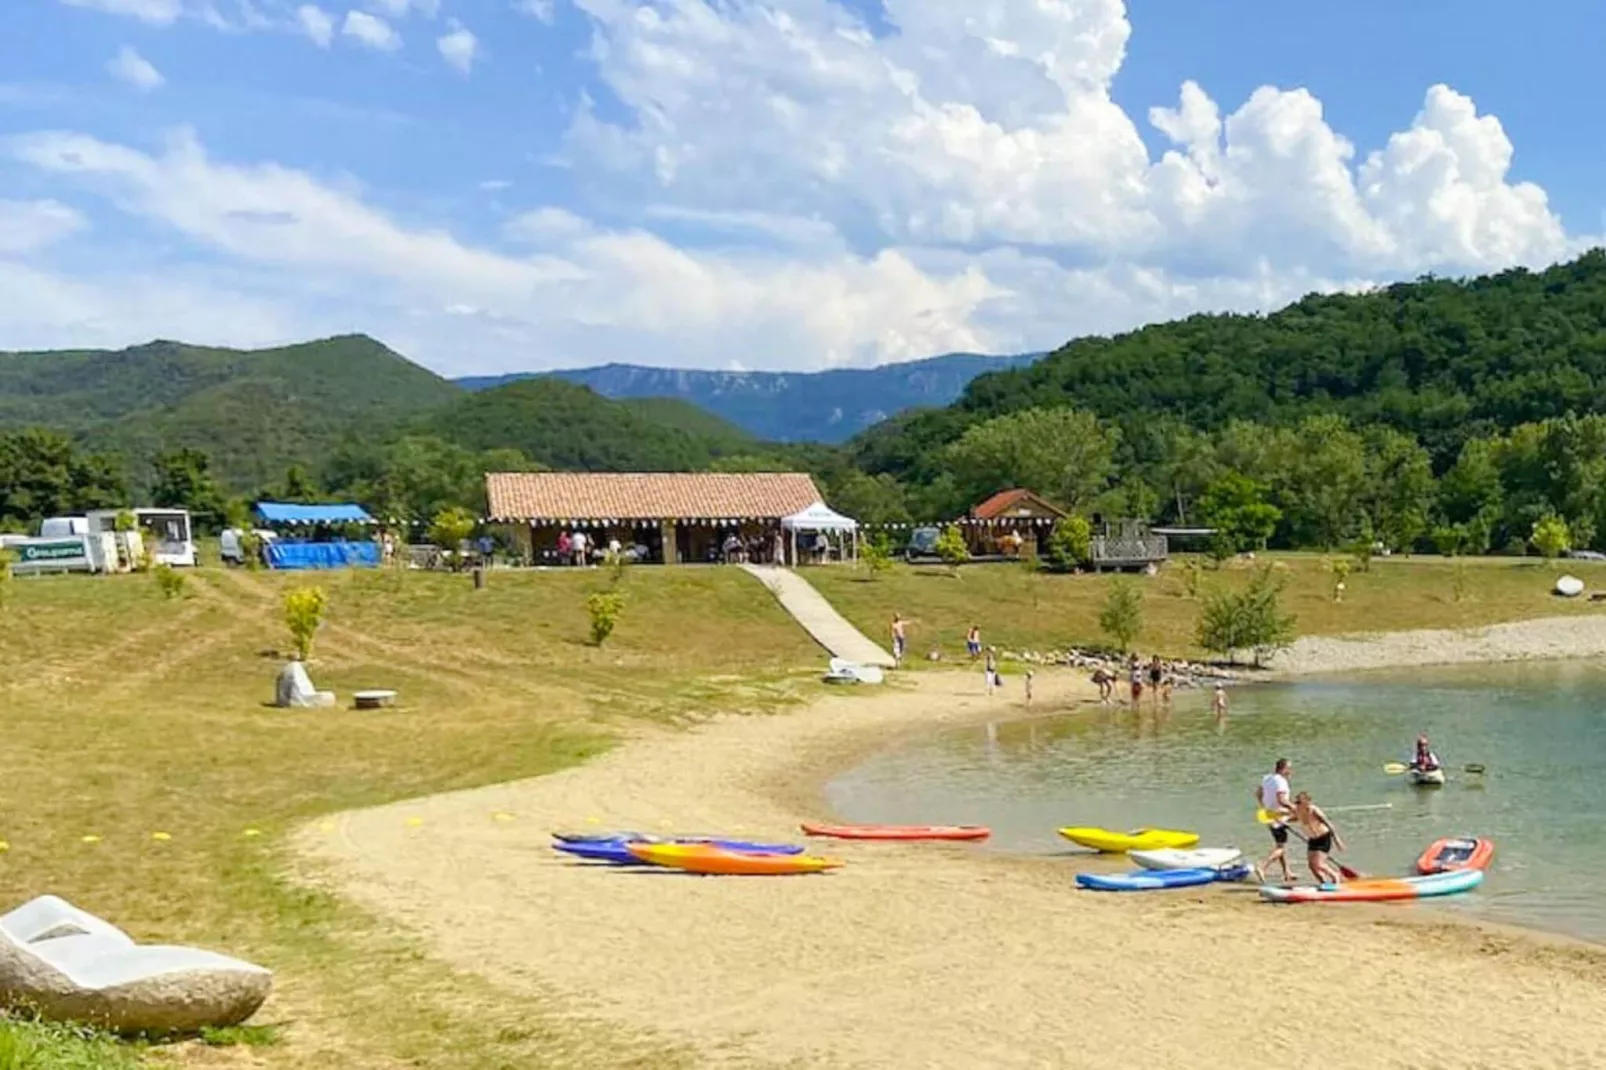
[824,661,1606,943]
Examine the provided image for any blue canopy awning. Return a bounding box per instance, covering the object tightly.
[254,501,375,525]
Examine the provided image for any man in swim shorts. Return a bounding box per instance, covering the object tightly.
[1252,758,1294,883]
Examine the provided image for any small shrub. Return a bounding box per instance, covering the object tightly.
[1097,579,1143,652]
[113,510,136,533]
[284,586,329,660]
[153,563,186,600]
[1195,565,1297,665]
[240,530,263,571]
[1180,557,1202,600]
[586,590,625,646]
[1328,557,1351,602]
[934,525,969,572]
[1431,525,1465,558]
[1044,516,1091,571]
[1531,514,1570,561]
[428,507,477,571]
[1452,560,1470,603]
[860,534,894,579]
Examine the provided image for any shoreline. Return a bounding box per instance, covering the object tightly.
[299,635,1606,1068]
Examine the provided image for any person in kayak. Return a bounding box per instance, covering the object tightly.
[1252,758,1295,884]
[1409,734,1441,773]
[1291,791,1346,884]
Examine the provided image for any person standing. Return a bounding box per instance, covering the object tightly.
[557,530,571,566]
[1292,791,1346,884]
[1127,655,1144,706]
[1024,670,1035,705]
[1252,758,1295,884]
[1212,684,1230,720]
[966,624,982,660]
[890,615,908,667]
[984,647,999,694]
[570,529,588,567]
[1147,655,1164,708]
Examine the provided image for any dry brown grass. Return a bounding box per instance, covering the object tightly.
[0,563,818,1068]
[808,552,1606,659]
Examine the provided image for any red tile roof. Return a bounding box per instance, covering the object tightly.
[486,472,824,522]
[970,488,1066,520]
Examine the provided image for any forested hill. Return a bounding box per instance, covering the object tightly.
[855,251,1606,481]
[456,351,1042,443]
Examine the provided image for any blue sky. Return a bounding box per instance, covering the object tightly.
[1,0,1600,374]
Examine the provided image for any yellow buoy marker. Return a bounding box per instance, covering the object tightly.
[492,812,514,823]
[81,835,101,845]
[405,816,424,828]
[318,821,336,834]
[0,840,11,853]
[242,828,262,838]
[584,816,600,824]
[151,832,171,842]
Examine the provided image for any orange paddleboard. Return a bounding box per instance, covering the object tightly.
[626,842,843,875]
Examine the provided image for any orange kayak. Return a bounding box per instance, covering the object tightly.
[626,842,843,875]
[1415,836,1494,874]
[800,823,990,841]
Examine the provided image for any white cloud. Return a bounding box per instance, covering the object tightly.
[437,23,478,74]
[107,46,165,91]
[342,9,400,50]
[8,1,1601,373]
[57,0,182,25]
[0,200,88,255]
[479,179,513,192]
[295,4,335,46]
[513,0,553,20]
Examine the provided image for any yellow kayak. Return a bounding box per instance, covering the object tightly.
[1057,827,1200,853]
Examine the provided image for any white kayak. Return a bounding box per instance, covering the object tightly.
[1128,847,1243,872]
[1409,767,1447,786]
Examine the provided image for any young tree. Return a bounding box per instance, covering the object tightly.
[428,506,477,569]
[934,524,970,573]
[1043,516,1091,572]
[1195,567,1296,666]
[1532,514,1570,561]
[284,586,329,660]
[586,590,625,646]
[1098,580,1143,653]
[859,533,894,579]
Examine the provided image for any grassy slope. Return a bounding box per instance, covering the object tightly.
[0,565,816,1068]
[808,554,1606,660]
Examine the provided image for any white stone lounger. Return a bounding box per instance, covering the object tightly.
[0,897,271,1033]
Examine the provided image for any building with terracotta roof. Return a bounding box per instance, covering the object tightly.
[965,488,1066,558]
[485,471,828,565]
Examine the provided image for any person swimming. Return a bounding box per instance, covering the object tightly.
[1291,790,1346,884]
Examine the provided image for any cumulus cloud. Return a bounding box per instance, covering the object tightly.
[296,4,335,46]
[342,9,400,51]
[107,45,164,91]
[8,1,1599,372]
[437,22,478,73]
[0,200,89,255]
[513,0,553,20]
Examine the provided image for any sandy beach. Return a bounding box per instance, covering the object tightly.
[299,636,1606,1070]
[1272,611,1606,674]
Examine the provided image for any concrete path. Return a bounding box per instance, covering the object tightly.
[740,565,896,668]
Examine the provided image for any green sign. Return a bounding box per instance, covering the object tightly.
[15,539,87,563]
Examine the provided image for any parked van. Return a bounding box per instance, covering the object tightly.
[220,528,276,566]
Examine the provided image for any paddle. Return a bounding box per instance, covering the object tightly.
[1252,812,1365,881]
[1384,762,1484,775]
[1256,804,1390,823]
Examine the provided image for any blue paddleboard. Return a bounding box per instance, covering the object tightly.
[1076,863,1251,892]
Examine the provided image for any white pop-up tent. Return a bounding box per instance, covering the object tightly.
[781,501,860,565]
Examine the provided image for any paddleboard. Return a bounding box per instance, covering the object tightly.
[1129,847,1242,872]
[800,823,990,841]
[1077,863,1251,892]
[625,842,842,876]
[1259,868,1483,903]
[1415,836,1494,874]
[1058,827,1200,853]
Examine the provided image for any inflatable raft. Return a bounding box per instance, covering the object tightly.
[800,823,990,841]
[1415,837,1494,874]
[1058,827,1200,853]
[1077,863,1251,892]
[626,842,843,876]
[1129,847,1242,872]
[1259,868,1483,903]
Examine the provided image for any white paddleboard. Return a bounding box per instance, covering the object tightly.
[1128,847,1243,872]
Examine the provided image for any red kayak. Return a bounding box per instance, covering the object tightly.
[799,822,991,842]
[1415,836,1494,874]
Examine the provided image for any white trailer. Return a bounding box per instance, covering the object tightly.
[83,509,196,568]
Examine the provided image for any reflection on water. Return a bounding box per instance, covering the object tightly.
[824,660,1606,944]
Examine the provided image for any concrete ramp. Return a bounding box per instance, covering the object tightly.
[740,565,896,668]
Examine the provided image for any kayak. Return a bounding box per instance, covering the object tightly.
[1259,868,1484,903]
[1409,767,1447,786]
[1416,836,1494,874]
[1058,827,1200,853]
[1077,863,1251,892]
[625,842,843,876]
[800,823,990,841]
[551,837,803,864]
[1129,847,1243,872]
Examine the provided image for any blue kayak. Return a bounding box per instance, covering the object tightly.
[1076,863,1252,892]
[551,831,648,844]
[552,838,804,865]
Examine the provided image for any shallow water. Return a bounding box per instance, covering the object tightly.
[825,661,1606,943]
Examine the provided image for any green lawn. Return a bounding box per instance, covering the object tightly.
[808,553,1606,660]
[0,563,818,1068]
